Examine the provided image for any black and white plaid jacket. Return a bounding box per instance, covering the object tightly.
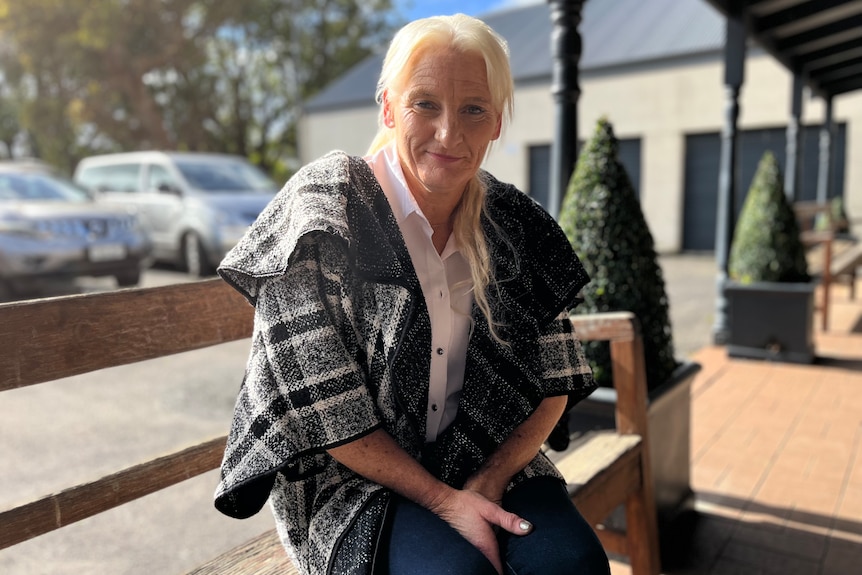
[215,151,595,575]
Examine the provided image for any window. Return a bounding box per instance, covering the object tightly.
[146,164,179,193]
[528,138,642,213]
[77,164,141,194]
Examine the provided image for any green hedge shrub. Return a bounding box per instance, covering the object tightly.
[559,117,678,392]
[728,151,810,284]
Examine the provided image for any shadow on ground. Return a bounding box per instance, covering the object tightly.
[635,491,862,574]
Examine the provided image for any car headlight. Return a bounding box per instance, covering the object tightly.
[0,219,49,238]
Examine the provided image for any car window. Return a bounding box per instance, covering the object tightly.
[77,163,141,193]
[146,164,180,192]
[174,158,276,193]
[0,172,90,202]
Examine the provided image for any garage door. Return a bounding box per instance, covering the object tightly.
[529,138,642,213]
[682,124,846,251]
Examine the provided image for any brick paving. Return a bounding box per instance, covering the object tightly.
[611,278,862,574]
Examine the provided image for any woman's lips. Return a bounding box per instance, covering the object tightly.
[427,151,461,163]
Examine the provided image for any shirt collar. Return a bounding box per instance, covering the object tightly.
[365,143,463,258]
[365,143,422,225]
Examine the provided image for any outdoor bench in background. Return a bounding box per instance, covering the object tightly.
[794,201,862,331]
[0,280,660,575]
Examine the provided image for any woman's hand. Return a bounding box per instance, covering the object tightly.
[326,393,568,575]
[328,429,532,575]
[428,486,532,574]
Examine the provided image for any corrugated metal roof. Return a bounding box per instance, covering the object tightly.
[305,0,725,112]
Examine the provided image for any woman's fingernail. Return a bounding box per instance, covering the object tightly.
[519,520,532,532]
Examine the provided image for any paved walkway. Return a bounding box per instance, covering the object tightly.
[612,276,862,574]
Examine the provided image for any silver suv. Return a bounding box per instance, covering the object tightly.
[0,162,151,300]
[74,152,277,276]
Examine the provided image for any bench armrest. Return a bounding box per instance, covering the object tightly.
[568,311,649,438]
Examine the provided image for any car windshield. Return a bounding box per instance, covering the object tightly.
[174,158,276,193]
[0,172,91,202]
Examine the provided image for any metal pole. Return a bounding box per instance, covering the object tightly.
[547,0,585,220]
[816,96,834,204]
[712,10,746,345]
[785,75,804,202]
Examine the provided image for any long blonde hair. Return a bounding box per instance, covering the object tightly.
[367,14,515,342]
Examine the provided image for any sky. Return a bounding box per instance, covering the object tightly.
[397,0,539,20]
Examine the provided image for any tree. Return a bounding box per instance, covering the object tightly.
[728,151,810,283]
[0,0,397,176]
[559,118,678,391]
[0,0,93,171]
[206,0,396,175]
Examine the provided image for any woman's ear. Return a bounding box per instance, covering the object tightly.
[382,90,395,128]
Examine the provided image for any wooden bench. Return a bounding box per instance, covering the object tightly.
[794,201,861,331]
[0,281,660,575]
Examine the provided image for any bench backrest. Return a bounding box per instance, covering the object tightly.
[0,280,646,553]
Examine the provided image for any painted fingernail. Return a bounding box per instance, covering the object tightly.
[519,520,532,532]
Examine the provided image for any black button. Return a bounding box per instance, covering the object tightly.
[436,348,444,355]
[431,404,438,412]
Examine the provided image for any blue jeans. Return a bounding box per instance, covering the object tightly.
[377,476,611,575]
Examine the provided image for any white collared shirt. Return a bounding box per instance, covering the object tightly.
[365,145,474,442]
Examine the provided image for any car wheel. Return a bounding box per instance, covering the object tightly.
[183,232,214,278]
[115,270,141,287]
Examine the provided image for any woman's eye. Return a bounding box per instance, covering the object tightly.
[415,101,436,110]
[465,105,486,115]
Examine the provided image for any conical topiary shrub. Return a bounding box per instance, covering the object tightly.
[729,151,810,284]
[559,117,678,392]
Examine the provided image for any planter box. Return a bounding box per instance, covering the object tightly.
[566,361,701,566]
[725,280,816,364]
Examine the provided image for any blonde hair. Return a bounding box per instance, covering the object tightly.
[368,14,515,342]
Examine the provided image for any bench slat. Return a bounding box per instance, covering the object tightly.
[0,436,226,550]
[569,312,637,343]
[185,530,297,575]
[557,432,643,525]
[831,242,862,276]
[0,279,253,391]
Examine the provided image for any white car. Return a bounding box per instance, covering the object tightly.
[74,152,277,277]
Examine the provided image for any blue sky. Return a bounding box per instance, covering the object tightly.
[397,0,538,20]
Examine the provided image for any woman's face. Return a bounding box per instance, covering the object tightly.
[383,46,502,204]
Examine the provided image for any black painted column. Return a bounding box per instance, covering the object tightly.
[785,75,804,201]
[816,96,834,203]
[547,0,585,220]
[712,9,746,344]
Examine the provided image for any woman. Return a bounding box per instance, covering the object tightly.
[215,13,610,575]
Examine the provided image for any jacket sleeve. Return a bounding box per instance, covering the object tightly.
[214,233,381,519]
[537,310,596,409]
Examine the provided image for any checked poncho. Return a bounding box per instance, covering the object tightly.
[215,151,595,575]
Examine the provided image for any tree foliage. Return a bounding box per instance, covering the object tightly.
[559,118,678,392]
[0,0,397,176]
[728,151,810,283]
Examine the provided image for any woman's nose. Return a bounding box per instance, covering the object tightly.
[435,110,462,145]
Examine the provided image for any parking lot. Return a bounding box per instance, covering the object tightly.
[0,254,717,574]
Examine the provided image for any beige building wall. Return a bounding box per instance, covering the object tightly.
[300,52,862,252]
[298,106,379,162]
